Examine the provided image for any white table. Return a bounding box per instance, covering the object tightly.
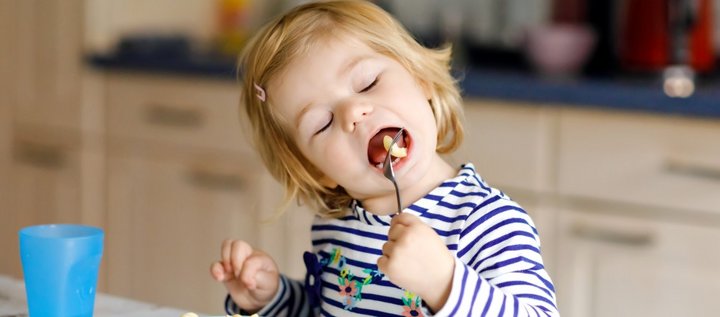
[0,275,188,317]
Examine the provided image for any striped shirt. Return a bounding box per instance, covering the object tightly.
[227,164,558,316]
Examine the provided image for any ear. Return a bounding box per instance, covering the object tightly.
[318,175,338,189]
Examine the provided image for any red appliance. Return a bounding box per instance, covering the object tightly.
[619,0,715,73]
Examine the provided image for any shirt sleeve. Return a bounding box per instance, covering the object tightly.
[431,195,559,317]
[225,275,315,317]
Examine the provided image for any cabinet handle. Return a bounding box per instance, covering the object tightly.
[571,224,654,247]
[144,104,203,128]
[14,142,65,169]
[187,169,245,191]
[664,159,720,182]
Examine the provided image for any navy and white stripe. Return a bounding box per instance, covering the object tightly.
[227,163,558,316]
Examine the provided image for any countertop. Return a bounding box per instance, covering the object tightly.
[88,53,720,119]
[0,275,189,317]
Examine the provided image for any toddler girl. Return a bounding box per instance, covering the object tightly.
[210,1,559,316]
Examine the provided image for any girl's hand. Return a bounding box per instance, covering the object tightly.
[377,213,455,312]
[210,239,279,313]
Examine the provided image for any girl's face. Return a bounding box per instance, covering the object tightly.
[269,35,453,214]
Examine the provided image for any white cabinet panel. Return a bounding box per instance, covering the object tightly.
[557,108,720,215]
[556,203,720,317]
[455,100,558,193]
[102,74,312,313]
[106,145,264,313]
[13,0,85,130]
[0,0,106,286]
[105,74,250,154]
[0,127,84,279]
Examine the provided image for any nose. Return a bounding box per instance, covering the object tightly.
[337,100,373,132]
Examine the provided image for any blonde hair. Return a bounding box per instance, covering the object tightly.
[239,0,464,217]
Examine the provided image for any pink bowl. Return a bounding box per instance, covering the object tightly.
[525,24,597,77]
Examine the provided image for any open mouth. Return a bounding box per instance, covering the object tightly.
[367,127,409,169]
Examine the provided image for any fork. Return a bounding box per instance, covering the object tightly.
[383,128,404,214]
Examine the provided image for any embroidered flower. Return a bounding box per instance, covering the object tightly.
[312,248,387,311]
[402,301,424,317]
[330,248,343,265]
[338,278,357,297]
[401,291,425,317]
[343,293,360,310]
[362,268,384,284]
[340,267,350,278]
[303,251,323,308]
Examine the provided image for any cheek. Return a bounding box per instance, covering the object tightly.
[409,101,438,129]
[294,142,327,176]
[309,139,357,176]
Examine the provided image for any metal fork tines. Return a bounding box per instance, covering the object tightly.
[383,128,404,214]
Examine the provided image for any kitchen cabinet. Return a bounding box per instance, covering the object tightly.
[103,74,253,154]
[554,107,720,316]
[102,73,312,313]
[105,142,264,313]
[11,0,85,131]
[455,100,558,194]
[555,200,720,317]
[459,102,720,316]
[557,107,720,214]
[0,127,84,278]
[0,0,101,282]
[0,0,17,280]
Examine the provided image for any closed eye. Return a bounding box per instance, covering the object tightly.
[314,113,333,135]
[360,77,378,93]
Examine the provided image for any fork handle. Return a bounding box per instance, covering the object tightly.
[392,179,402,214]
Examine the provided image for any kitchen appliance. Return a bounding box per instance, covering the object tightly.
[619,0,715,73]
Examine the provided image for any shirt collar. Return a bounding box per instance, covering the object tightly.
[349,163,478,226]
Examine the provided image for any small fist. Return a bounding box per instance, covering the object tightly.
[377,213,454,312]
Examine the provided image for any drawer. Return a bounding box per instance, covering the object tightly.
[556,203,720,317]
[105,74,250,153]
[453,100,558,193]
[557,108,720,214]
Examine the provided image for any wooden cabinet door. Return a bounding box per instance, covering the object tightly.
[556,204,720,317]
[106,145,266,313]
[557,107,720,215]
[0,0,18,280]
[456,100,558,193]
[0,128,83,279]
[0,0,103,283]
[12,0,85,130]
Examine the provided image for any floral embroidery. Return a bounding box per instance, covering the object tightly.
[338,277,357,297]
[343,292,360,310]
[401,291,425,317]
[311,248,385,311]
[307,247,425,314]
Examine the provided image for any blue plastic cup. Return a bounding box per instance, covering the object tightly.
[19,224,104,317]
